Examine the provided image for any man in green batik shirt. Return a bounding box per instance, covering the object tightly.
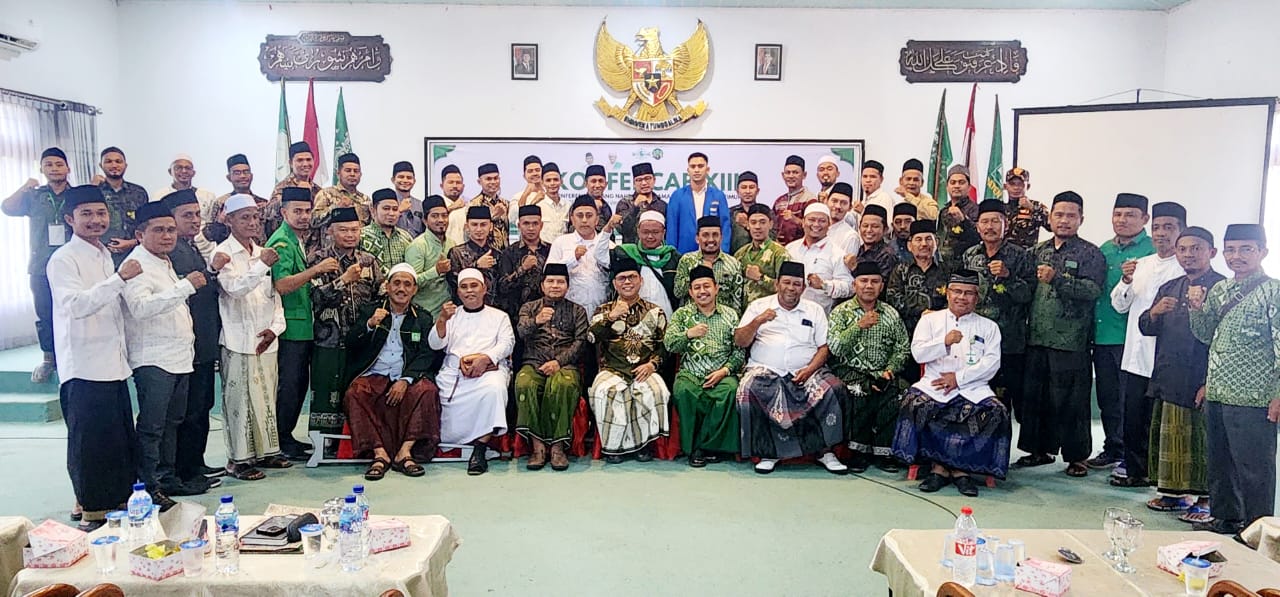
[734,203,788,307]
[886,219,949,384]
[403,195,453,318]
[674,216,746,314]
[1188,223,1280,535]
[829,261,910,473]
[1088,192,1154,472]
[728,171,769,254]
[664,266,744,467]
[360,188,414,276]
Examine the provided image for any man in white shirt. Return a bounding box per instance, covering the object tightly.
[734,261,850,475]
[825,182,863,258]
[123,202,208,504]
[548,195,615,316]
[534,163,570,244]
[892,270,1009,497]
[441,165,471,247]
[785,202,852,312]
[211,195,288,481]
[430,268,515,476]
[1110,201,1188,488]
[815,154,840,204]
[151,154,218,224]
[858,159,900,218]
[47,185,143,531]
[506,155,544,235]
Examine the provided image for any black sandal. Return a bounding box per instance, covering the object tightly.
[227,463,265,481]
[365,457,391,481]
[394,457,425,478]
[1014,454,1055,468]
[257,455,293,469]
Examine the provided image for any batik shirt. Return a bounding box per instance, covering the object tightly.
[516,297,589,369]
[614,194,667,246]
[359,222,413,275]
[1003,197,1050,249]
[307,247,383,349]
[265,176,322,236]
[663,303,745,378]
[674,251,746,314]
[886,259,950,338]
[589,298,667,379]
[98,181,149,254]
[312,186,371,227]
[1028,236,1107,353]
[857,240,900,281]
[468,193,510,250]
[771,188,817,246]
[827,300,910,385]
[499,240,551,316]
[733,239,789,307]
[447,240,503,305]
[1190,272,1280,408]
[961,241,1037,354]
[937,198,981,272]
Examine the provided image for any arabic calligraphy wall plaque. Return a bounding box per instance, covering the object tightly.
[899,40,1027,84]
[259,31,392,82]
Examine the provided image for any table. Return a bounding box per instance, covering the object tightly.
[871,528,1280,597]
[0,518,33,596]
[8,515,460,597]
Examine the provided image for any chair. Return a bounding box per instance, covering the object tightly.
[22,584,77,597]
[1257,589,1280,597]
[76,585,123,597]
[1208,580,1261,597]
[936,581,976,597]
[306,426,500,468]
[378,590,405,597]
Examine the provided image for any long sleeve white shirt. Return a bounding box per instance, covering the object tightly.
[548,230,612,315]
[46,235,131,383]
[785,236,852,312]
[214,237,286,355]
[429,305,515,373]
[532,196,571,245]
[738,295,829,376]
[122,245,196,373]
[910,308,1003,404]
[1111,252,1184,377]
[827,220,863,258]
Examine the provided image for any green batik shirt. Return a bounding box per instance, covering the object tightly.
[403,232,452,318]
[1028,236,1107,352]
[98,181,149,254]
[1190,272,1280,408]
[1095,231,1153,345]
[663,303,745,378]
[732,239,788,306]
[589,298,667,379]
[673,250,746,314]
[267,223,313,341]
[827,300,909,384]
[961,241,1037,354]
[359,222,413,275]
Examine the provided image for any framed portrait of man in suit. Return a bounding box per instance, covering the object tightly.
[512,43,538,80]
[755,44,782,81]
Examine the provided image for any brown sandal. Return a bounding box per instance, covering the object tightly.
[365,457,391,481]
[394,457,425,477]
[227,463,265,481]
[257,455,293,469]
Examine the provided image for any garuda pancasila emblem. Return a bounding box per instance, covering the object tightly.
[593,19,710,132]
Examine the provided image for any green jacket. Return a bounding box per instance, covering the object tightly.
[267,224,313,341]
[343,300,440,389]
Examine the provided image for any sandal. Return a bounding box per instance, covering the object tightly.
[364,457,391,481]
[1014,454,1055,468]
[1178,504,1212,524]
[394,457,425,478]
[257,455,293,469]
[1064,462,1089,477]
[227,463,265,481]
[1147,496,1191,512]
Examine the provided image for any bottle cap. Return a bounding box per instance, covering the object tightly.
[220,495,233,503]
[961,506,973,515]
[345,495,356,503]
[353,485,365,494]
[133,483,146,491]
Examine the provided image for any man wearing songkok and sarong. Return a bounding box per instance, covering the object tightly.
[893,269,1009,498]
[734,260,850,475]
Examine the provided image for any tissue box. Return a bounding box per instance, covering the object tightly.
[22,519,88,569]
[1157,540,1227,578]
[129,540,183,581]
[1014,558,1072,597]
[369,518,410,554]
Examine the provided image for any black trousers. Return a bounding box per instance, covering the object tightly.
[30,274,53,353]
[275,339,312,448]
[1205,401,1277,526]
[1019,347,1093,463]
[1091,344,1125,458]
[175,360,216,480]
[133,366,189,490]
[1121,372,1154,479]
[60,379,136,514]
[993,352,1026,423]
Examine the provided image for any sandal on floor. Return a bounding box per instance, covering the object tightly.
[1178,504,1212,524]
[1014,454,1055,468]
[364,458,391,481]
[227,463,265,481]
[395,457,425,478]
[1064,462,1089,477]
[1147,496,1191,512]
[257,455,293,469]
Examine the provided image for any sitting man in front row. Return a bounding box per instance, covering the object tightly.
[588,257,671,464]
[734,261,850,475]
[892,269,1010,497]
[430,268,515,475]
[344,264,441,481]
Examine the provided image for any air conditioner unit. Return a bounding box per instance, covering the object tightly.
[0,19,41,60]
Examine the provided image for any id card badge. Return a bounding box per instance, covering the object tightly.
[48,224,67,247]
[410,332,422,342]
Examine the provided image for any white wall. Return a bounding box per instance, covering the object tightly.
[1164,0,1280,99]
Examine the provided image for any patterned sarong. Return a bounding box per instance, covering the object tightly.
[221,348,282,463]
[1150,399,1208,497]
[589,369,670,455]
[736,366,847,459]
[892,387,1011,478]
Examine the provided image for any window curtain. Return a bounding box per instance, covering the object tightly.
[0,89,98,349]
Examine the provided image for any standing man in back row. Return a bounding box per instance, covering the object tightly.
[666,152,731,254]
[771,155,817,246]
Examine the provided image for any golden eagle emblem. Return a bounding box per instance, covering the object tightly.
[593,19,710,132]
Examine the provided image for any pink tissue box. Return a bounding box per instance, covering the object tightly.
[1157,540,1227,578]
[129,540,183,581]
[1014,557,1072,597]
[369,518,410,554]
[22,519,88,569]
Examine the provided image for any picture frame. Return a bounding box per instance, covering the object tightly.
[755,44,782,81]
[511,43,538,80]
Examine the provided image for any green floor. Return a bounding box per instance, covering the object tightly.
[1,418,1256,596]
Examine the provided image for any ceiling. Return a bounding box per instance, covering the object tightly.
[179,0,1194,10]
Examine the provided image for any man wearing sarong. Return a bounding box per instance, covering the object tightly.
[588,257,670,464]
[514,263,588,471]
[828,261,909,473]
[612,210,678,317]
[212,195,288,481]
[1189,223,1280,535]
[1138,226,1223,520]
[674,215,746,313]
[430,268,515,476]
[734,203,788,307]
[344,263,441,481]
[403,195,452,319]
[448,205,503,306]
[893,269,1009,497]
[307,206,383,440]
[734,261,849,475]
[664,266,744,467]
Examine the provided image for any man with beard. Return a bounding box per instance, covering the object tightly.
[612,210,678,317]
[771,155,817,246]
[728,171,768,254]
[361,189,414,276]
[391,161,424,238]
[785,202,852,313]
[506,156,544,236]
[886,220,948,384]
[404,195,453,318]
[91,146,149,266]
[814,155,841,205]
[734,204,788,306]
[858,159,900,218]
[825,182,864,259]
[533,162,570,244]
[1002,167,1050,249]
[585,164,616,237]
[891,203,918,264]
[448,206,503,306]
[265,142,322,237]
[313,153,371,227]
[674,216,746,314]
[549,195,616,316]
[441,164,471,247]
[615,162,667,245]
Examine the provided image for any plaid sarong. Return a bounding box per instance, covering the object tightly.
[589,369,670,455]
[1150,399,1208,497]
[892,387,1011,478]
[736,366,847,459]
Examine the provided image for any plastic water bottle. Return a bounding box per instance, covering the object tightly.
[125,483,154,547]
[214,495,240,574]
[353,485,371,558]
[952,506,979,587]
[339,495,365,572]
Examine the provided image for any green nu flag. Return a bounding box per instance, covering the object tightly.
[332,88,352,186]
[926,90,953,208]
[984,96,1004,201]
[274,79,291,184]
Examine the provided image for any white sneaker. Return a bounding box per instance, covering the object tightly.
[818,452,848,474]
[754,458,778,474]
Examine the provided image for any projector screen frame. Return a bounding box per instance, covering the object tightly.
[1012,96,1277,222]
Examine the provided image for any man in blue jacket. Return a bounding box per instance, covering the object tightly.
[665,152,731,254]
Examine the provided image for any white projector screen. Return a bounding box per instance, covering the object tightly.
[1014,98,1275,266]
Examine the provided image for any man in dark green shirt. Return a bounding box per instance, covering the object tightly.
[92,146,149,267]
[1016,191,1106,478]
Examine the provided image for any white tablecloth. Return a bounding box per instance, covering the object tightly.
[9,515,460,597]
[0,518,33,597]
[871,528,1280,597]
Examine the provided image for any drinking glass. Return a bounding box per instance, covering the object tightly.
[1102,507,1130,561]
[1112,516,1143,574]
[90,535,119,575]
[1006,539,1026,563]
[300,523,324,560]
[994,544,1017,582]
[179,539,206,577]
[939,532,956,568]
[1181,557,1211,597]
[976,540,997,586]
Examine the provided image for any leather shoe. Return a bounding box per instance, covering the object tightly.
[163,479,209,497]
[848,453,870,473]
[527,441,547,471]
[918,473,950,493]
[604,454,623,465]
[953,475,979,497]
[467,445,489,476]
[549,444,569,471]
[635,445,654,462]
[875,456,901,473]
[688,450,706,468]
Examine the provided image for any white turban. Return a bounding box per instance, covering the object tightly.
[804,202,831,218]
[638,210,666,226]
[457,268,485,285]
[817,155,839,167]
[223,193,256,214]
[172,153,194,165]
[388,263,417,281]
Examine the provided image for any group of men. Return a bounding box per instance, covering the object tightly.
[6,144,1276,538]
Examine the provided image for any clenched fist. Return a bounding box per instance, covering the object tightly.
[435,258,450,274]
[1148,296,1178,317]
[988,260,1007,279]
[1120,259,1138,284]
[754,309,777,325]
[340,263,363,284]
[260,248,280,267]
[211,252,231,271]
[368,307,390,329]
[807,273,825,290]
[535,306,554,325]
[686,323,709,339]
[185,271,207,289]
[574,245,588,260]
[439,301,457,322]
[1036,264,1056,284]
[118,259,143,281]
[521,254,539,271]
[314,257,341,275]
[608,300,630,322]
[857,310,879,329]
[744,264,763,282]
[944,329,964,347]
